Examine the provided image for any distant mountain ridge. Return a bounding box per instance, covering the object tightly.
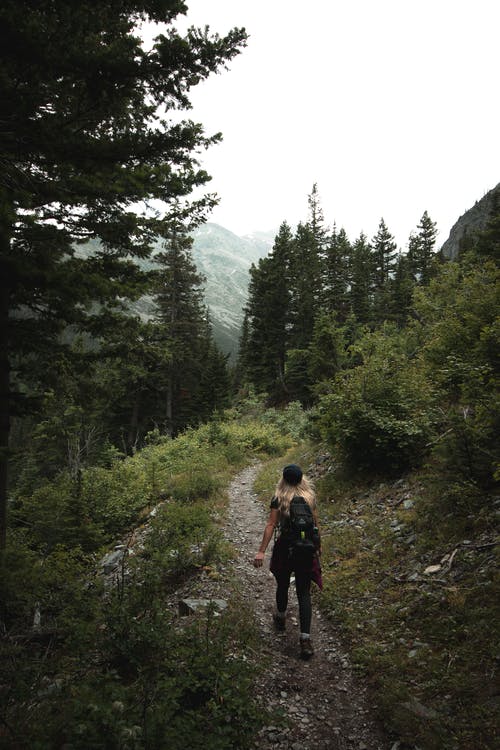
[141,223,275,359]
[75,223,274,360]
[190,223,275,358]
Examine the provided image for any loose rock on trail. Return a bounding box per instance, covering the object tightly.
[194,463,391,750]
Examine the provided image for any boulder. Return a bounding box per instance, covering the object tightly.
[178,598,228,616]
[100,548,126,575]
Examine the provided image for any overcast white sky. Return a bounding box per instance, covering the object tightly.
[168,0,499,248]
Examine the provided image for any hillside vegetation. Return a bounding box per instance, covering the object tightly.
[0,2,498,748]
[1,406,300,748]
[242,188,499,748]
[3,180,499,750]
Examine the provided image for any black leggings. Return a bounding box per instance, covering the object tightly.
[275,569,312,634]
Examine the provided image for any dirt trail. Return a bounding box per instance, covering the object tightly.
[219,463,391,750]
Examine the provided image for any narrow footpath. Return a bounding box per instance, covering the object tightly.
[219,463,391,750]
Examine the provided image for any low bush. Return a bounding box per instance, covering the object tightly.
[315,326,434,474]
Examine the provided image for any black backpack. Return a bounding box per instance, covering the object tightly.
[287,496,319,565]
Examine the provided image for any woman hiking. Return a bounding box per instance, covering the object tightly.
[253,464,322,659]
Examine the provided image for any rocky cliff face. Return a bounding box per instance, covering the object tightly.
[440,183,499,260]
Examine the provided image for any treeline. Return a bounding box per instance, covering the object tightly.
[239,184,499,489]
[238,184,439,404]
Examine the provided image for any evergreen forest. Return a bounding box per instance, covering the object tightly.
[0,3,498,749]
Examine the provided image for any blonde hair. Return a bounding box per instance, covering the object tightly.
[275,474,316,519]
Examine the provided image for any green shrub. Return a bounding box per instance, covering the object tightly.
[415,259,500,493]
[12,473,105,552]
[0,532,40,628]
[260,401,309,441]
[96,602,265,750]
[142,501,219,579]
[83,460,151,535]
[315,326,433,473]
[170,467,222,503]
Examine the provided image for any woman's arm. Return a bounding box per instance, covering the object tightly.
[253,508,279,567]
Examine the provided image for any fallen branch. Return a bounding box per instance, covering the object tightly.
[444,548,459,571]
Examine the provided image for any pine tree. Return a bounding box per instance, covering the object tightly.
[285,189,338,404]
[349,233,373,324]
[372,218,398,289]
[307,183,328,250]
[0,1,247,546]
[323,225,351,321]
[94,314,171,453]
[408,211,438,284]
[288,222,323,349]
[371,219,398,324]
[196,332,231,420]
[389,253,415,327]
[245,222,293,400]
[153,222,208,436]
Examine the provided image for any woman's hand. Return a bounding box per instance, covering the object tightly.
[253,551,265,568]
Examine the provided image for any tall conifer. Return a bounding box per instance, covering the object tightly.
[307,183,328,249]
[288,222,322,349]
[153,222,208,435]
[0,1,246,546]
[285,188,328,403]
[408,211,438,284]
[245,222,292,400]
[371,219,398,324]
[323,225,351,321]
[372,218,398,289]
[349,233,373,324]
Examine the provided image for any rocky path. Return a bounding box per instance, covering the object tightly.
[220,463,391,750]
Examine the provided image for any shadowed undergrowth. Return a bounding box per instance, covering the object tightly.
[0,412,296,749]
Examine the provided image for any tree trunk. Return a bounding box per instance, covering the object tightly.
[0,196,14,550]
[165,373,173,437]
[128,394,141,453]
[0,262,10,550]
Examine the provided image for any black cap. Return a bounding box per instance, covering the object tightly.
[283,464,303,485]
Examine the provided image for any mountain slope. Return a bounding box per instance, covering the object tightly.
[76,223,274,360]
[440,182,500,260]
[190,223,274,358]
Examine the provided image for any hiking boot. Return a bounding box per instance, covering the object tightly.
[273,613,286,632]
[299,636,314,659]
